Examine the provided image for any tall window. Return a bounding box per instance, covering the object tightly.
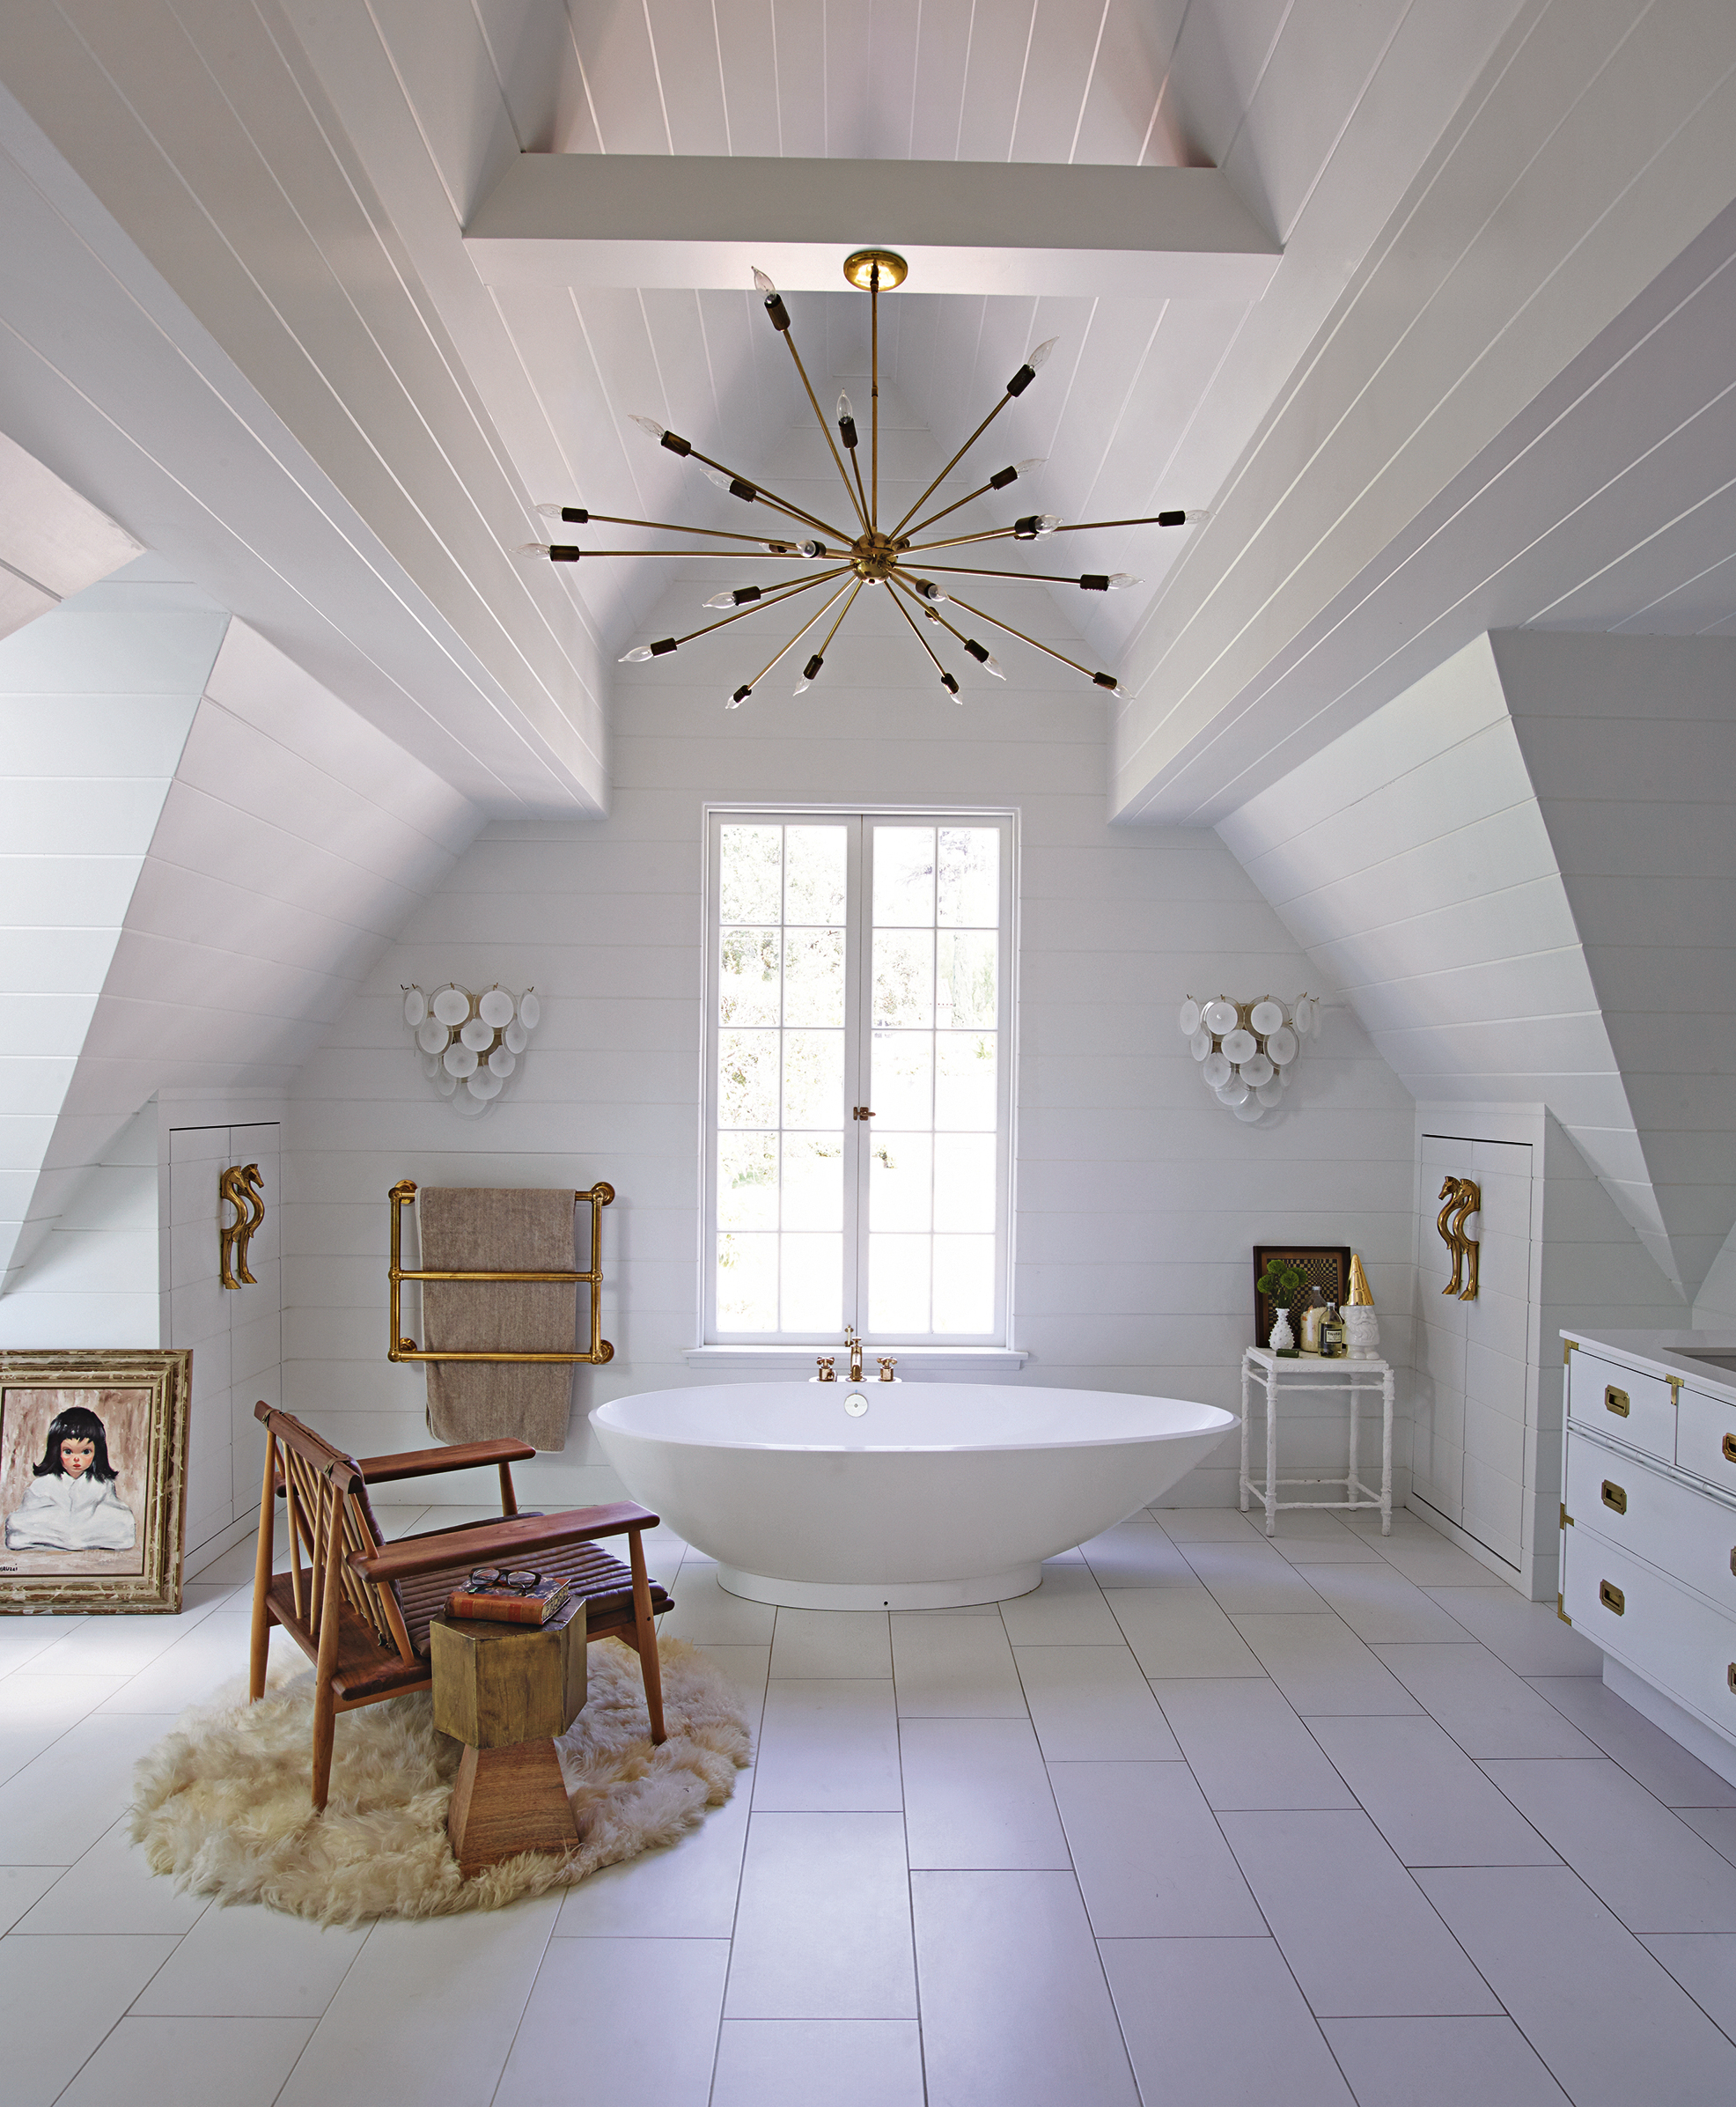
[705,810,1014,1345]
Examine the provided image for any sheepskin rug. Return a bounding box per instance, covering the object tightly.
[129,1637,751,1926]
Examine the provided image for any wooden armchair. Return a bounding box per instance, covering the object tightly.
[247,1403,671,1809]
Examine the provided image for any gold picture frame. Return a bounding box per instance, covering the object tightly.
[0,1350,192,1615]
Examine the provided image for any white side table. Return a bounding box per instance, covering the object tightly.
[1239,1348,1394,1536]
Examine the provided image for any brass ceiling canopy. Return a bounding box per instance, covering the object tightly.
[520,257,1204,707]
[842,247,908,291]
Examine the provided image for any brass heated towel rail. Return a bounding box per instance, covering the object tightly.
[386,1179,615,1366]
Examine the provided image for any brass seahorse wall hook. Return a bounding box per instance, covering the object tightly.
[1436,1175,1481,1302]
[219,1162,266,1288]
[1437,1176,1465,1298]
[1449,1179,1481,1301]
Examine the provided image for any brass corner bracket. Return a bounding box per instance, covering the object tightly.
[1436,1176,1481,1300]
[219,1162,265,1289]
[386,1179,615,1366]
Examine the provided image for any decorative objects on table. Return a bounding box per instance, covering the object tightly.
[1255,1255,1306,1353]
[1343,1252,1381,1359]
[1253,1246,1352,1353]
[432,1592,588,1875]
[129,1637,750,1923]
[402,983,540,1116]
[0,1349,191,1613]
[218,1162,265,1288]
[1181,994,1320,1124]
[519,251,1205,706]
[1436,1177,1482,1300]
[446,1566,573,1625]
[1240,1346,1395,1536]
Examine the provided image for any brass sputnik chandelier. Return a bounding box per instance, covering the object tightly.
[520,250,1203,706]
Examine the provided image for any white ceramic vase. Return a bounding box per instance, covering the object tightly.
[1344,1306,1380,1359]
[1269,1308,1295,1353]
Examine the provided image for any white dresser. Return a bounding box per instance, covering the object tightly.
[1560,1328,1736,1785]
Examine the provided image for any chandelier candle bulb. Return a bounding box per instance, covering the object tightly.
[940,672,960,697]
[728,685,752,707]
[536,504,589,524]
[836,394,858,448]
[752,266,791,330]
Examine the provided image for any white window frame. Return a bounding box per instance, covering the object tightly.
[700,804,1018,1351]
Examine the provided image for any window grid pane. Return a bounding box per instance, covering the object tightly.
[865,824,999,1339]
[715,821,849,1334]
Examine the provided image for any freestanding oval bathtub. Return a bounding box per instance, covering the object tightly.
[590,1381,1237,1608]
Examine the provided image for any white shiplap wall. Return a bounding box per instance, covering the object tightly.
[283,577,1417,1514]
[1,596,483,1344]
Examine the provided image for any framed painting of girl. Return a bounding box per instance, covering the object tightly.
[0,1351,191,1613]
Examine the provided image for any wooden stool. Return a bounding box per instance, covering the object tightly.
[430,1595,587,1875]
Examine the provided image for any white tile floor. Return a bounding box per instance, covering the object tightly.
[5,1501,1736,2105]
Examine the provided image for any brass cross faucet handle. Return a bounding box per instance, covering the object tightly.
[878,1357,898,1382]
[844,1326,864,1382]
[816,1357,836,1381]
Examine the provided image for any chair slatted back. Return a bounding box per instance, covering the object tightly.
[260,1406,417,1665]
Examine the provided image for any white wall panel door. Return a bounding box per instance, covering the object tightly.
[1415,1133,1532,1570]
[167,1123,280,1558]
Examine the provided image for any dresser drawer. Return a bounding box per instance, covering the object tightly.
[1563,1529,1736,1734]
[1678,1385,1736,1490]
[1567,1348,1676,1462]
[1565,1427,1736,1616]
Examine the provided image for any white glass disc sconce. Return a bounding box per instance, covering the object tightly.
[1180,993,1319,1125]
[403,984,541,1117]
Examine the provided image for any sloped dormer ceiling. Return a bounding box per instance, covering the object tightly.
[1219,629,1736,1307]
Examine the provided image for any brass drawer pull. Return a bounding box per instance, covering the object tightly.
[1605,1386,1629,1418]
[1599,1580,1625,1616]
[1725,1433,1736,1463]
[1600,1480,1627,1515]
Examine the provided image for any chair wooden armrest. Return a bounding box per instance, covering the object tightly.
[349,1502,660,1584]
[352,1437,538,1484]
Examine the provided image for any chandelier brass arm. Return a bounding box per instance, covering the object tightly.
[886,581,960,697]
[666,566,851,647]
[727,577,859,706]
[678,443,850,541]
[931,586,1123,693]
[558,509,828,549]
[918,564,1138,590]
[773,317,872,535]
[520,254,1195,706]
[886,575,1003,680]
[905,461,1042,541]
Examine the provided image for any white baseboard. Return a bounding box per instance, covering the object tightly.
[185,1507,259,1578]
[1604,1658,1736,1789]
[1404,1493,1551,1600]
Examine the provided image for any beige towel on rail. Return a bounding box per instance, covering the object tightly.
[419,1188,579,1452]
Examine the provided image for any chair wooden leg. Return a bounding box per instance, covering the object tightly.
[248,1430,277,1703]
[627,1527,666,1744]
[310,1686,339,1812]
[309,1500,344,1810]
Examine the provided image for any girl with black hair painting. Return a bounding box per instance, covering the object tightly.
[4,1403,136,1551]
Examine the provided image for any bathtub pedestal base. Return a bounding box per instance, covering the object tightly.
[716,1563,1042,1610]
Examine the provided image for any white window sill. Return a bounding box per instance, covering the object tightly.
[684,1345,1028,1374]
